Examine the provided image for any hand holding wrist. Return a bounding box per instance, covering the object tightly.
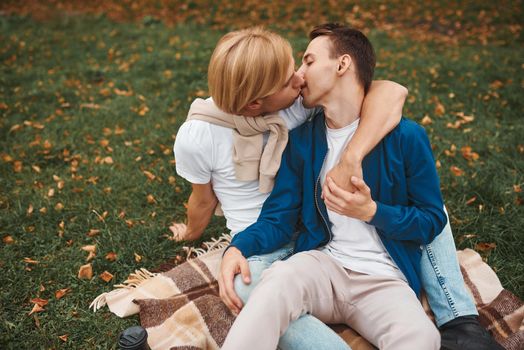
[364,200,377,222]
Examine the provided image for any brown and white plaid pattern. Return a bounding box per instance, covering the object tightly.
[91,245,523,350]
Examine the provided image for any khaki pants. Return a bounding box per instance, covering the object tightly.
[223,250,440,350]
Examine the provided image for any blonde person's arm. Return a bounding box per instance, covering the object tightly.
[169,182,218,241]
[325,80,408,192]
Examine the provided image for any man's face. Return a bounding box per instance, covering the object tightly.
[260,57,304,114]
[297,36,339,108]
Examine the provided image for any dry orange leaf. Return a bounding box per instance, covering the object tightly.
[134,252,142,263]
[475,242,497,252]
[514,185,522,193]
[55,288,71,299]
[78,264,93,280]
[80,103,101,110]
[99,88,111,97]
[81,245,96,253]
[87,229,100,237]
[461,146,479,161]
[114,88,133,96]
[28,303,45,316]
[3,235,14,244]
[30,298,49,307]
[450,166,464,176]
[13,160,23,172]
[105,252,117,261]
[23,257,39,264]
[99,271,114,282]
[143,170,156,181]
[465,196,477,205]
[146,194,156,204]
[86,251,96,262]
[421,115,433,125]
[434,102,445,116]
[195,89,207,97]
[138,105,149,116]
[58,334,68,342]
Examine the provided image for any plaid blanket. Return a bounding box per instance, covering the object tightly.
[91,238,523,350]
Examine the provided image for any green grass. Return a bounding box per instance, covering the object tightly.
[1,11,523,349]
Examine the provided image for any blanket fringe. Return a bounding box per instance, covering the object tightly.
[89,268,158,312]
[183,232,232,259]
[90,233,231,312]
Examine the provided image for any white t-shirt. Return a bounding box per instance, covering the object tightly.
[319,119,406,281]
[174,97,314,234]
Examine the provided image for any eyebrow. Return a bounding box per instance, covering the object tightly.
[302,53,314,62]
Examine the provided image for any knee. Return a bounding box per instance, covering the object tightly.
[263,261,303,288]
[233,258,268,303]
[408,323,440,350]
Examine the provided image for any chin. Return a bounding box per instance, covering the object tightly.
[301,97,314,109]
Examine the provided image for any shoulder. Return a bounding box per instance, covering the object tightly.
[387,117,429,145]
[174,120,217,157]
[392,117,426,135]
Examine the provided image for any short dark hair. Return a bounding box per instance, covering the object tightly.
[310,23,375,94]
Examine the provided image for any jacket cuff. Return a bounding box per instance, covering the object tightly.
[368,202,395,234]
[229,236,257,258]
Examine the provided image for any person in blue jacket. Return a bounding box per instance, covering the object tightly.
[218,23,503,350]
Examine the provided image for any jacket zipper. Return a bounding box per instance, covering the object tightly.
[314,153,333,243]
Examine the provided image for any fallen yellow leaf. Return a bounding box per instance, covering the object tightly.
[450,166,464,176]
[81,245,96,253]
[105,252,117,261]
[55,288,71,299]
[99,271,114,283]
[28,303,45,316]
[78,264,93,280]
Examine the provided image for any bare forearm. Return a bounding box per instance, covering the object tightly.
[185,191,218,239]
[343,80,407,162]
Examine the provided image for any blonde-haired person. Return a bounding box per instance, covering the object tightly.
[172,27,406,349]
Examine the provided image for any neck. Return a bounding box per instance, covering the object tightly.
[322,83,364,129]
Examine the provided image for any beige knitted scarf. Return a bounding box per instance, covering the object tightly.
[186,98,288,193]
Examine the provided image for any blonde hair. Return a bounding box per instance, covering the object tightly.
[208,27,293,115]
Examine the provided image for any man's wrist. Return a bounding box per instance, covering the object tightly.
[224,245,243,258]
[364,201,377,222]
[342,150,364,164]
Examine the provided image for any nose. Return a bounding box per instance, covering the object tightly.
[296,64,306,78]
[293,72,305,89]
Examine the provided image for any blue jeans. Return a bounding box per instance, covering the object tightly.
[234,243,351,350]
[420,208,478,326]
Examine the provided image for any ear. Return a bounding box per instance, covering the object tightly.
[245,99,263,111]
[239,99,264,116]
[337,54,352,75]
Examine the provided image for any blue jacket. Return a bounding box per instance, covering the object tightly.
[230,113,447,295]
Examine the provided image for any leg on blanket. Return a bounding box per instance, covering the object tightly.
[224,250,439,350]
[421,207,503,350]
[234,245,350,350]
[421,208,478,326]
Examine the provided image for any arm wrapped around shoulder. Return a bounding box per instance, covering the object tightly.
[370,121,447,244]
